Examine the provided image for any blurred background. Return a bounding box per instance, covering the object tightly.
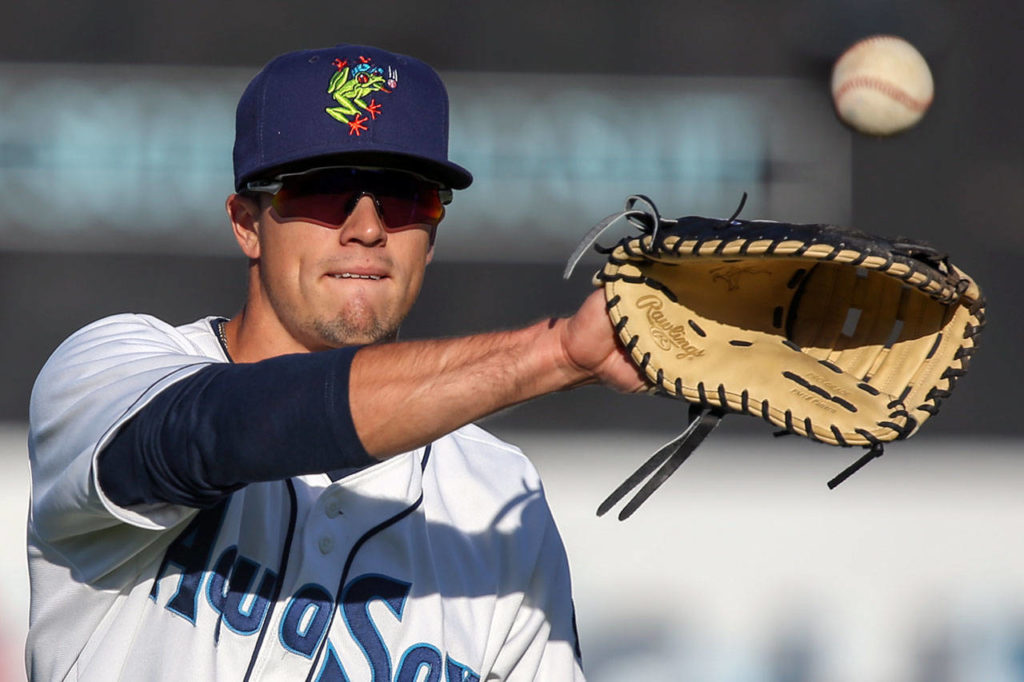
[0,0,1020,680]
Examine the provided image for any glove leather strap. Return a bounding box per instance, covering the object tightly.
[598,405,726,520]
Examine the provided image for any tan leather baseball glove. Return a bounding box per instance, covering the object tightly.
[566,195,986,520]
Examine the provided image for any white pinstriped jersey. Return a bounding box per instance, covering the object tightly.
[26,314,585,681]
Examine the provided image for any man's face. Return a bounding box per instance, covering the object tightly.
[244,170,439,350]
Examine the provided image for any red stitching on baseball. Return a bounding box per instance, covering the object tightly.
[836,34,905,64]
[834,75,931,112]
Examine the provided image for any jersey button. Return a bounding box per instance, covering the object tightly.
[318,536,334,555]
[324,498,342,518]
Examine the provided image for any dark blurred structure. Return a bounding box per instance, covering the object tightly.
[0,0,1018,436]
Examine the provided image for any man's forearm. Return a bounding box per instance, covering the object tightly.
[351,316,589,458]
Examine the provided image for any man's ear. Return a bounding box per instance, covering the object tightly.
[226,193,263,259]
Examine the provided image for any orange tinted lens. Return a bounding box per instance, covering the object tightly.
[272,190,356,225]
[376,194,444,228]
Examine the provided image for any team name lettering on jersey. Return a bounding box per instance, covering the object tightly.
[149,502,480,681]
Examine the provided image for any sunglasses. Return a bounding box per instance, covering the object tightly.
[247,168,451,231]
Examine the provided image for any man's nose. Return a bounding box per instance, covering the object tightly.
[338,194,386,246]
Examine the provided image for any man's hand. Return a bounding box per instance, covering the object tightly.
[559,290,647,393]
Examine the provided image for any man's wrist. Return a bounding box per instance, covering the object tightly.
[536,316,596,391]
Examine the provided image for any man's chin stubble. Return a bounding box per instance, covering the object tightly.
[313,316,400,347]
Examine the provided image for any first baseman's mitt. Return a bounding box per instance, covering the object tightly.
[565,195,985,520]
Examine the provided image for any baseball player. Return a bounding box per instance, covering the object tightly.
[25,45,643,680]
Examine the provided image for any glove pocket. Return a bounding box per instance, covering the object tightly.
[601,256,913,447]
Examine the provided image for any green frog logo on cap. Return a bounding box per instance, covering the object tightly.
[325,56,399,136]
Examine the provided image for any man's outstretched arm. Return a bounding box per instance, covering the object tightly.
[351,289,644,457]
[97,290,643,507]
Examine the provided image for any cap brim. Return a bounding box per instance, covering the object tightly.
[242,151,472,191]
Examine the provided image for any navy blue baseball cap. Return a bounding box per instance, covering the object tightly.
[233,44,472,191]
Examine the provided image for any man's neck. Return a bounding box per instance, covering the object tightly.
[222,307,316,363]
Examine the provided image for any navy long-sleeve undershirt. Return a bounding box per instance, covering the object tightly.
[97,345,373,509]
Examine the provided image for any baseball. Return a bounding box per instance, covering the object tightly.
[830,35,934,136]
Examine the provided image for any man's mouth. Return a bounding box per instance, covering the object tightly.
[328,273,384,280]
